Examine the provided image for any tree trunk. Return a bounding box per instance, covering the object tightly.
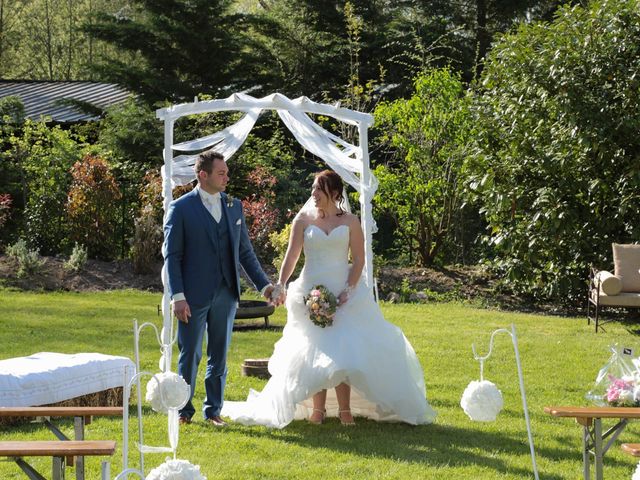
[474,0,489,80]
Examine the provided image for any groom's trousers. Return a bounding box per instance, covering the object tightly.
[177,283,238,420]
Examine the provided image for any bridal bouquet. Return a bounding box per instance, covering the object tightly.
[304,285,337,328]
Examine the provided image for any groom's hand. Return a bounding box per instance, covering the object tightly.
[174,300,191,324]
[263,285,275,304]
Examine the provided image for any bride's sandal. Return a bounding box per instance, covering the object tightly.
[308,408,326,425]
[338,409,355,426]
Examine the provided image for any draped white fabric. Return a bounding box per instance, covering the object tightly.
[163,109,261,188]
[157,92,378,289]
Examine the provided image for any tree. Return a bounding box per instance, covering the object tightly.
[470,0,640,301]
[86,0,255,103]
[373,68,472,266]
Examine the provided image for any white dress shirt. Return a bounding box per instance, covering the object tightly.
[199,187,222,223]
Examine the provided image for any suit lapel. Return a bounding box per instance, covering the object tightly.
[221,192,237,247]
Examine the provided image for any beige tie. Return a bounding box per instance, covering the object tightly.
[210,195,221,223]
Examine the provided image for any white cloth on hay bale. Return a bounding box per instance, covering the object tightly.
[0,352,134,407]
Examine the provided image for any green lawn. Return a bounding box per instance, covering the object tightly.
[1,289,639,479]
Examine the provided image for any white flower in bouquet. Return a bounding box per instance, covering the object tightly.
[146,372,190,414]
[145,458,206,480]
[619,389,634,405]
[460,380,504,422]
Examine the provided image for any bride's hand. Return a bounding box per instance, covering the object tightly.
[337,284,354,306]
[337,291,349,306]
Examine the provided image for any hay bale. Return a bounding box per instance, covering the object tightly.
[0,387,123,427]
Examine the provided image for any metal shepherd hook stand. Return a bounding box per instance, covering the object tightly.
[472,324,540,480]
[114,318,179,480]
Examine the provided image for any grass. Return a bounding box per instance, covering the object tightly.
[1,288,640,479]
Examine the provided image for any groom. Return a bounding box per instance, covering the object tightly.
[163,150,274,426]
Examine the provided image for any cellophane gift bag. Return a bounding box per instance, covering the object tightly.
[586,345,639,407]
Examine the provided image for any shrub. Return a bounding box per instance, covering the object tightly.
[240,166,281,263]
[6,238,45,278]
[66,155,122,260]
[64,243,88,273]
[268,222,303,280]
[0,194,11,230]
[470,0,640,301]
[8,120,83,255]
[131,205,163,274]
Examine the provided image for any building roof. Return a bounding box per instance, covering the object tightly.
[0,80,131,122]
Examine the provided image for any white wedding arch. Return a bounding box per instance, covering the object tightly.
[155,92,378,363]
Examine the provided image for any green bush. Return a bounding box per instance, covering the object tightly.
[470,0,640,302]
[6,238,45,278]
[7,120,83,255]
[131,205,162,274]
[269,222,303,281]
[64,243,88,273]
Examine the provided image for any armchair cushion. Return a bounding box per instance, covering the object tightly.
[613,243,640,292]
[595,270,623,296]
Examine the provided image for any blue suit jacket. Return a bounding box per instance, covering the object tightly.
[163,189,270,307]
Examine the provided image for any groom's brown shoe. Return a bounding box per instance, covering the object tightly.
[178,416,192,425]
[206,415,227,427]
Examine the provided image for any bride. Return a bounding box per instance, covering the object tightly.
[221,170,437,428]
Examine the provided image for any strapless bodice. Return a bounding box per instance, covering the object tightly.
[302,224,350,268]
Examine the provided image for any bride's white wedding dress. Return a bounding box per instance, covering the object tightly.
[221,224,437,428]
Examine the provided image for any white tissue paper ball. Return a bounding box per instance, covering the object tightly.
[633,460,640,480]
[146,459,207,480]
[146,372,190,414]
[460,380,504,422]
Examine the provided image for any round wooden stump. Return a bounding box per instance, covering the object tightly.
[242,358,271,379]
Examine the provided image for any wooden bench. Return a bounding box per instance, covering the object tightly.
[545,406,640,480]
[622,443,640,457]
[0,440,115,480]
[0,407,122,480]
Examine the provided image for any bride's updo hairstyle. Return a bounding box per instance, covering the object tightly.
[315,170,347,217]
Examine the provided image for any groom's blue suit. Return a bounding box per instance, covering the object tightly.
[163,188,270,420]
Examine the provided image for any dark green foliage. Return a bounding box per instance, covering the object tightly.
[6,121,83,255]
[470,0,640,301]
[85,0,254,103]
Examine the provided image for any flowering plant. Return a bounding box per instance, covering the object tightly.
[605,374,640,407]
[225,194,235,208]
[304,285,337,328]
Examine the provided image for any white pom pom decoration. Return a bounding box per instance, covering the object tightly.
[146,372,190,414]
[145,458,207,480]
[460,380,504,422]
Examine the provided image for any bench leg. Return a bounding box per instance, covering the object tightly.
[582,427,590,480]
[264,316,269,328]
[53,456,66,480]
[74,416,85,480]
[14,458,47,480]
[101,461,110,480]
